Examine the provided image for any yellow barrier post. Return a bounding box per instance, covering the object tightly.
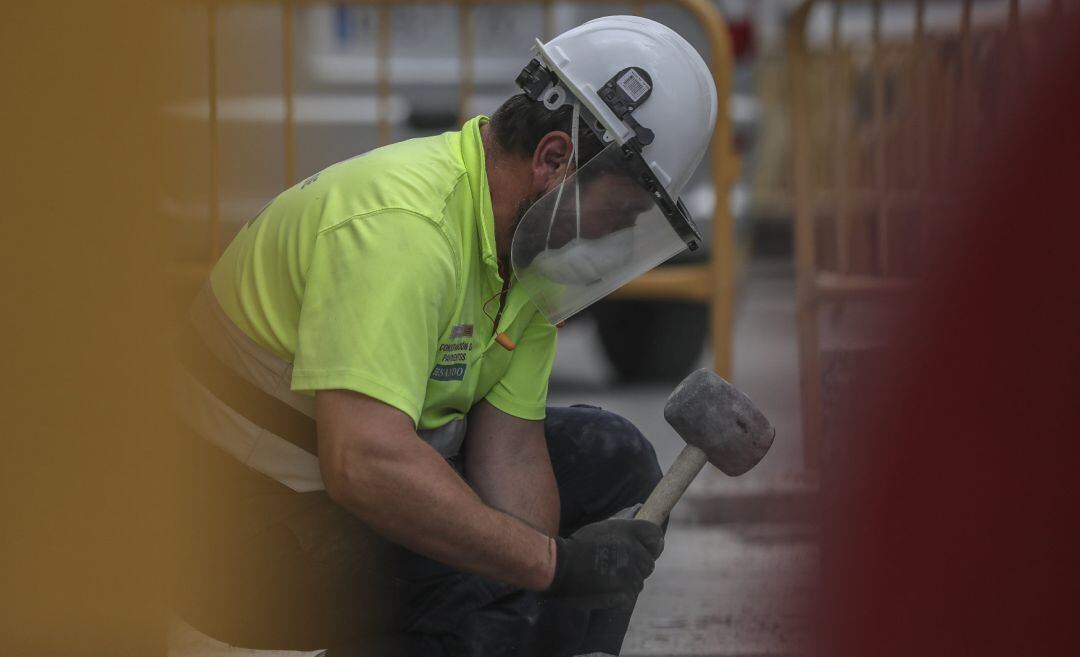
[376,3,393,146]
[458,0,475,126]
[788,1,821,471]
[282,0,296,186]
[207,2,221,260]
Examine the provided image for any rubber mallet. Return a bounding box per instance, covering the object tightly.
[635,368,776,525]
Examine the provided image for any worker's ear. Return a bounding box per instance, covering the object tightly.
[530,131,573,195]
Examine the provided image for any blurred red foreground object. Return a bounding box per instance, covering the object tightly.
[822,15,1080,657]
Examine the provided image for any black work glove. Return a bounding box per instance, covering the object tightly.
[546,515,665,610]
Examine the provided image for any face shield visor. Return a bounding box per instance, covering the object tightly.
[510,126,701,324]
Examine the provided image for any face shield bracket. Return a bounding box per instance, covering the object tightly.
[515,58,558,102]
[514,59,701,251]
[613,141,702,251]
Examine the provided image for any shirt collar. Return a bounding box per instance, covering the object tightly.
[459,115,500,276]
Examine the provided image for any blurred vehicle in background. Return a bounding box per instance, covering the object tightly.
[592,0,757,381]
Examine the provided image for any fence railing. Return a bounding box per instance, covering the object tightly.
[788,0,1064,469]
[176,0,739,377]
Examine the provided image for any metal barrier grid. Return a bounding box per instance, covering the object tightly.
[788,0,1064,469]
[189,0,738,378]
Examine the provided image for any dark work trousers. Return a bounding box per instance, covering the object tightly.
[176,405,663,657]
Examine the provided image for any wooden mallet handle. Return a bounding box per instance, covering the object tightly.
[634,443,709,525]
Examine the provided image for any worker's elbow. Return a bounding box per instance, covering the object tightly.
[321,460,355,507]
[320,446,374,512]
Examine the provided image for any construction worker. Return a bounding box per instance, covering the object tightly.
[176,15,716,657]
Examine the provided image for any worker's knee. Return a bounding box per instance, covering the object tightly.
[552,406,660,514]
[587,408,662,505]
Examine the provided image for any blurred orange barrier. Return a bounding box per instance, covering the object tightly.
[176,0,739,377]
[788,0,1062,469]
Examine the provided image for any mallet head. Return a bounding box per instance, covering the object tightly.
[664,368,775,476]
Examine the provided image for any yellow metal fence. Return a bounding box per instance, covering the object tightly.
[181,0,738,377]
[788,0,1065,469]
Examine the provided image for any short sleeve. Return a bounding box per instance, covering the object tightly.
[484,310,557,420]
[290,212,457,425]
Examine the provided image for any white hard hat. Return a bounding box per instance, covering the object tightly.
[511,15,718,323]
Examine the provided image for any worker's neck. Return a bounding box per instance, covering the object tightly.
[481,123,533,264]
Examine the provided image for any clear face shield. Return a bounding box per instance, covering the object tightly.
[510,107,701,324]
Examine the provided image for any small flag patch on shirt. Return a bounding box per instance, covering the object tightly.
[450,324,474,338]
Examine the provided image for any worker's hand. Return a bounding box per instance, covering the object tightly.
[546,514,664,609]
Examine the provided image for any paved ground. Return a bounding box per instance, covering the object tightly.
[623,524,815,657]
[170,258,815,657]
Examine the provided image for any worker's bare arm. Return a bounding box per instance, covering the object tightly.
[465,401,559,537]
[315,389,555,591]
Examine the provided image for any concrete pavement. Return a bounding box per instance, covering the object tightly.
[624,524,815,657]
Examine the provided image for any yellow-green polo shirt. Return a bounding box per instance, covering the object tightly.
[208,116,557,429]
